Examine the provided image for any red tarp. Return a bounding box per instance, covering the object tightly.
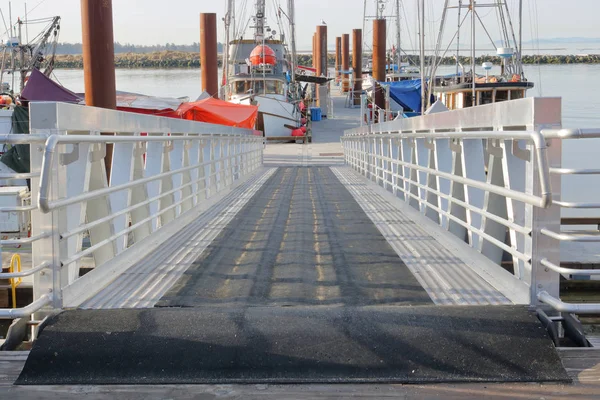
[176,98,258,129]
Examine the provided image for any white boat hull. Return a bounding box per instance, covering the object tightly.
[237,95,300,137]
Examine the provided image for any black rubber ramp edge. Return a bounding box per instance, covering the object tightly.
[17,306,570,385]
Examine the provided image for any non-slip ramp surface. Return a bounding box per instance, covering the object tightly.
[17,306,569,385]
[157,167,432,307]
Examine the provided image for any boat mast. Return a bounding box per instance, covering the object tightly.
[18,18,25,92]
[470,0,476,101]
[254,0,266,42]
[419,0,425,114]
[456,0,462,83]
[395,0,401,66]
[518,0,524,77]
[287,0,297,82]
[223,0,234,98]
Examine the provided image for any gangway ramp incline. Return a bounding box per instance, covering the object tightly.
[17,166,568,385]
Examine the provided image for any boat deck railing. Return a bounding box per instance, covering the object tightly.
[342,97,600,314]
[0,102,263,319]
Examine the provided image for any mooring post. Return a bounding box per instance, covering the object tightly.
[335,36,341,83]
[352,29,363,106]
[341,33,350,93]
[81,0,117,180]
[316,24,327,108]
[373,19,387,121]
[200,13,219,98]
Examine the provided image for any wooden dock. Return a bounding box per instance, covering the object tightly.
[1,345,599,399]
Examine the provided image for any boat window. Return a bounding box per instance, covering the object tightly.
[464,92,473,108]
[253,81,265,94]
[265,80,284,94]
[234,81,252,94]
[495,90,509,102]
[480,90,494,105]
[511,90,524,100]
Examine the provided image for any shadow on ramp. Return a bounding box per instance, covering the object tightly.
[17,305,569,385]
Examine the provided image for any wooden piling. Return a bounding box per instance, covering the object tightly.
[373,19,386,120]
[342,33,350,93]
[80,0,117,180]
[352,29,362,105]
[200,13,218,98]
[335,36,341,82]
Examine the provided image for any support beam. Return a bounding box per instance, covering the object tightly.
[80,0,116,180]
[342,33,350,93]
[352,29,363,106]
[373,19,387,121]
[200,13,218,98]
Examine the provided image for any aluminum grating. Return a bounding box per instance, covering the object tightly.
[332,166,513,306]
[81,168,278,309]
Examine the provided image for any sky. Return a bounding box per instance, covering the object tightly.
[0,0,598,51]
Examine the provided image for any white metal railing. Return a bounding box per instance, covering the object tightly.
[341,97,600,314]
[533,128,600,311]
[0,134,52,319]
[0,102,264,320]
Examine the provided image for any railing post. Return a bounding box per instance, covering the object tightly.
[29,138,60,314]
[528,132,562,308]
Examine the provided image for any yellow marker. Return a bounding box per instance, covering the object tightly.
[9,254,22,309]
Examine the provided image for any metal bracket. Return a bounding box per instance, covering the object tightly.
[163,141,174,153]
[59,144,79,166]
[512,140,531,161]
[90,143,106,163]
[449,139,462,153]
[424,138,435,150]
[133,142,146,157]
[486,139,503,158]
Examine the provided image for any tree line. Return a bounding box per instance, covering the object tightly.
[55,42,224,55]
[52,51,600,69]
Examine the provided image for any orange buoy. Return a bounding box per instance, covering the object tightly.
[249,45,276,66]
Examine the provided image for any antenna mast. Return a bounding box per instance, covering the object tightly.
[253,0,266,42]
[287,0,297,82]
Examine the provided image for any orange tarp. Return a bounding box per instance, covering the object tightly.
[176,98,258,129]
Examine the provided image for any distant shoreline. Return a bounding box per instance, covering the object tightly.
[54,51,600,69]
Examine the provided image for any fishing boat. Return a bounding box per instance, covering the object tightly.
[427,0,534,111]
[361,1,421,114]
[0,13,61,97]
[221,0,304,139]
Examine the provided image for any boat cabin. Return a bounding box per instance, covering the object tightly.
[434,81,534,110]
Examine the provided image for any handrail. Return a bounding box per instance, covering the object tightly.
[0,232,51,246]
[541,258,600,276]
[342,130,551,209]
[537,291,600,314]
[0,262,51,279]
[38,134,261,213]
[0,294,52,319]
[541,128,600,139]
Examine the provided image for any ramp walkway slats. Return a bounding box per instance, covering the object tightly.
[82,168,278,309]
[158,167,432,307]
[332,167,518,306]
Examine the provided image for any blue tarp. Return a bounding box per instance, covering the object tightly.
[384,79,424,113]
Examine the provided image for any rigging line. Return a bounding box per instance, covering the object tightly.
[23,0,49,19]
[474,9,498,50]
[0,9,9,40]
